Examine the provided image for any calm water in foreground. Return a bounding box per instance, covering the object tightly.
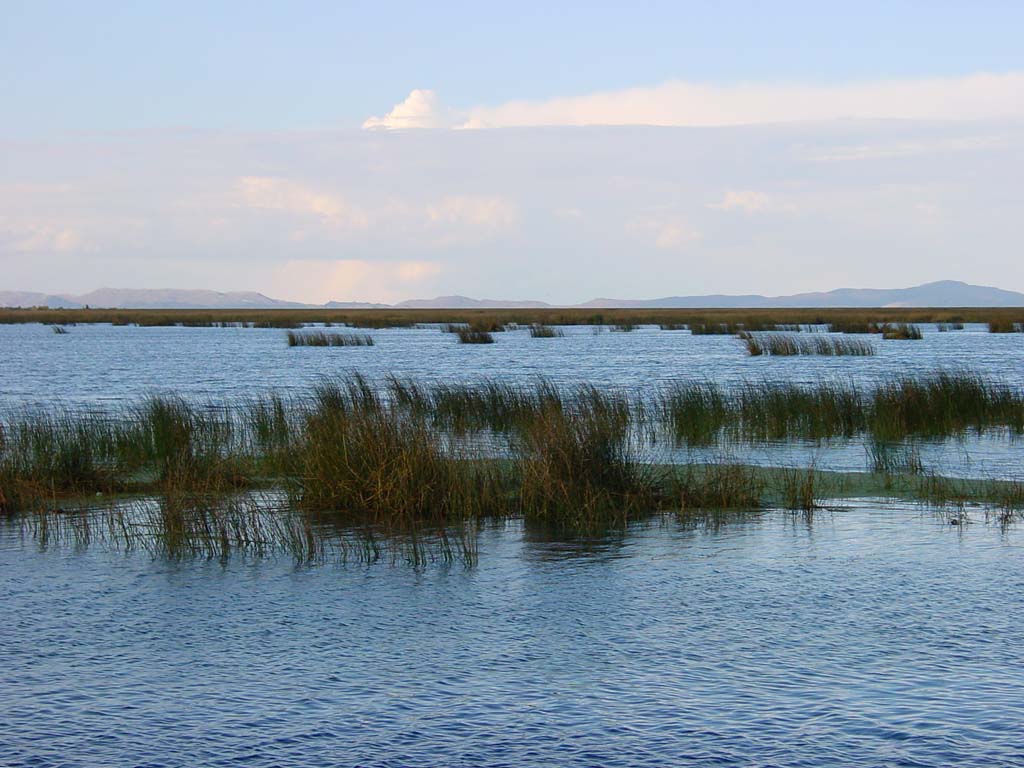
[2,505,1024,767]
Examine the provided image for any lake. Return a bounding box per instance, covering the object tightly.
[2,322,1023,766]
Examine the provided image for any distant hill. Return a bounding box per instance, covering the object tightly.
[0,288,308,309]
[579,281,1024,308]
[2,281,1022,309]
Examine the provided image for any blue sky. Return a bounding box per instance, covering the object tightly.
[4,1,1023,133]
[2,2,1023,302]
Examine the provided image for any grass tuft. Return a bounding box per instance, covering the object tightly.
[529,323,564,338]
[287,331,374,347]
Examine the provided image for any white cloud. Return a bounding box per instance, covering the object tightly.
[270,259,443,304]
[0,219,84,253]
[708,190,794,214]
[363,89,446,130]
[366,73,1024,130]
[424,195,517,230]
[627,212,701,249]
[237,176,369,230]
[807,134,1011,162]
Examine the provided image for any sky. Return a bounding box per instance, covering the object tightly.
[2,1,1023,303]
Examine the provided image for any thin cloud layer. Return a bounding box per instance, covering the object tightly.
[365,73,1024,130]
[1,117,1020,302]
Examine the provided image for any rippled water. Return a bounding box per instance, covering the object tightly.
[2,322,1022,410]
[2,505,1023,767]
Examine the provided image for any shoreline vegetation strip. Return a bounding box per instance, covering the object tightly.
[2,307,1024,329]
[2,373,1022,527]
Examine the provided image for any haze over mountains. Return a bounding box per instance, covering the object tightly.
[2,281,1023,310]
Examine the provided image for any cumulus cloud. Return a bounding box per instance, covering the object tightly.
[362,89,446,130]
[366,73,1024,130]
[270,259,443,304]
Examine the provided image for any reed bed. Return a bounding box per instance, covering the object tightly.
[455,329,495,344]
[740,332,875,356]
[6,307,1024,329]
[3,372,1023,539]
[528,324,564,338]
[828,321,884,334]
[658,372,1024,443]
[880,323,923,340]
[286,331,374,347]
[989,320,1024,333]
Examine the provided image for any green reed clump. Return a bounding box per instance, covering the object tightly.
[869,372,1024,439]
[518,391,656,530]
[242,394,296,469]
[658,381,729,444]
[425,379,562,433]
[612,322,637,332]
[735,381,865,441]
[51,326,68,335]
[659,323,687,330]
[529,323,564,338]
[312,374,382,415]
[346,317,418,328]
[287,331,374,347]
[660,380,861,444]
[828,321,884,334]
[778,467,822,512]
[251,319,303,329]
[913,474,1024,521]
[740,332,875,356]
[691,320,784,335]
[672,463,764,510]
[690,322,740,335]
[0,412,132,510]
[467,317,507,333]
[988,320,1024,333]
[866,440,923,475]
[289,406,510,524]
[134,397,248,488]
[881,323,923,340]
[456,329,495,344]
[935,322,964,332]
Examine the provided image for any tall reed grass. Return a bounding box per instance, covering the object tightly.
[880,323,923,340]
[3,373,1022,533]
[740,332,875,356]
[287,331,374,347]
[989,320,1024,333]
[456,329,495,344]
[529,324,564,338]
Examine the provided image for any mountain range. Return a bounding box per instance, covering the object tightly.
[2,281,1023,310]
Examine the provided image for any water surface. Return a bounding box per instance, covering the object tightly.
[2,505,1023,767]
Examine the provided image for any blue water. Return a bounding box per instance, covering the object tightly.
[2,505,1024,767]
[2,322,1022,411]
